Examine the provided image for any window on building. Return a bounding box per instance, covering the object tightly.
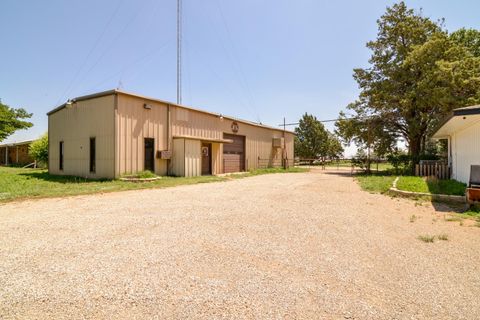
[90,137,96,173]
[59,141,64,170]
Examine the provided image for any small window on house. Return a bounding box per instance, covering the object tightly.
[59,141,64,171]
[90,137,96,173]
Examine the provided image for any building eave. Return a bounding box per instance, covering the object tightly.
[432,106,480,139]
[46,89,296,134]
[0,139,36,148]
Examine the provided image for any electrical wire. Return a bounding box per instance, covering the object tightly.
[67,0,156,98]
[184,37,255,114]
[214,0,261,123]
[199,1,259,122]
[79,38,174,95]
[56,0,125,104]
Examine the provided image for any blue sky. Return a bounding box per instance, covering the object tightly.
[1,1,479,154]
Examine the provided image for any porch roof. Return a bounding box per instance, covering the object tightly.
[432,105,480,139]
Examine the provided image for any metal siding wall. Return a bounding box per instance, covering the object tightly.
[48,95,115,178]
[116,94,168,176]
[452,121,480,184]
[171,106,294,172]
[211,142,221,174]
[184,139,201,177]
[171,138,185,176]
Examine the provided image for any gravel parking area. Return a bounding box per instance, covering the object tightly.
[1,169,480,319]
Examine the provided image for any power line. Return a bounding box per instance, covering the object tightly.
[79,38,173,95]
[214,0,260,123]
[56,0,125,104]
[198,1,259,122]
[177,0,182,104]
[67,0,155,98]
[184,37,256,116]
[278,115,376,127]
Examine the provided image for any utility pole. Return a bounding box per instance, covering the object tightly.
[177,0,182,105]
[283,117,287,169]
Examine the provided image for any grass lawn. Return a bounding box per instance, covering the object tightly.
[0,166,308,203]
[396,176,466,196]
[356,174,396,193]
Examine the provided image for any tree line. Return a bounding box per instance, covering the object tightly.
[296,2,480,173]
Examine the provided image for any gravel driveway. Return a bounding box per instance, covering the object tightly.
[1,169,479,319]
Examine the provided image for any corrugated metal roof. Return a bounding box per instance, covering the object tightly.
[0,139,35,148]
[47,89,296,134]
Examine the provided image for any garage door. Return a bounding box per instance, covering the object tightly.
[223,133,245,173]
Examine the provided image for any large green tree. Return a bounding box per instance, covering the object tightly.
[337,2,480,165]
[0,100,33,142]
[295,113,343,159]
[450,28,480,57]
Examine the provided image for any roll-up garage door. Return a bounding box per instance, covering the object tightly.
[223,133,245,173]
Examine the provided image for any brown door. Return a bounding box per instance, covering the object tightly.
[223,134,245,173]
[144,138,155,172]
[201,143,212,175]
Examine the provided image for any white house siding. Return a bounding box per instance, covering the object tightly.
[451,120,480,184]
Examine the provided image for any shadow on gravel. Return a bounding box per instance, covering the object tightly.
[431,201,465,213]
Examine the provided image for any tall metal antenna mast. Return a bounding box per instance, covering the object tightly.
[176,0,182,105]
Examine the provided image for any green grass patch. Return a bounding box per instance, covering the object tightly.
[0,166,307,203]
[355,174,396,193]
[462,206,480,219]
[121,170,157,179]
[396,176,466,196]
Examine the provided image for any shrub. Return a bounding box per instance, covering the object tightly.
[386,150,411,175]
[29,133,48,166]
[136,170,157,178]
[437,233,449,241]
[417,235,435,243]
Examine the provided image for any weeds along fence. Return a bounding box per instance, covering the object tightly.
[294,158,389,172]
[257,157,295,169]
[415,160,451,179]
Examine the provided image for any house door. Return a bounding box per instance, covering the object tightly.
[201,143,212,175]
[144,138,155,172]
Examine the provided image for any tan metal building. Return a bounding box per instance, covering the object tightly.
[47,90,295,179]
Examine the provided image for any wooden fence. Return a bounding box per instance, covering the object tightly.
[415,162,451,179]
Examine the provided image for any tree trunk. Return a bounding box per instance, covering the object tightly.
[408,136,423,174]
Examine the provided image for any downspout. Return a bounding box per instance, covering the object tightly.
[113,93,118,178]
[167,104,172,175]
